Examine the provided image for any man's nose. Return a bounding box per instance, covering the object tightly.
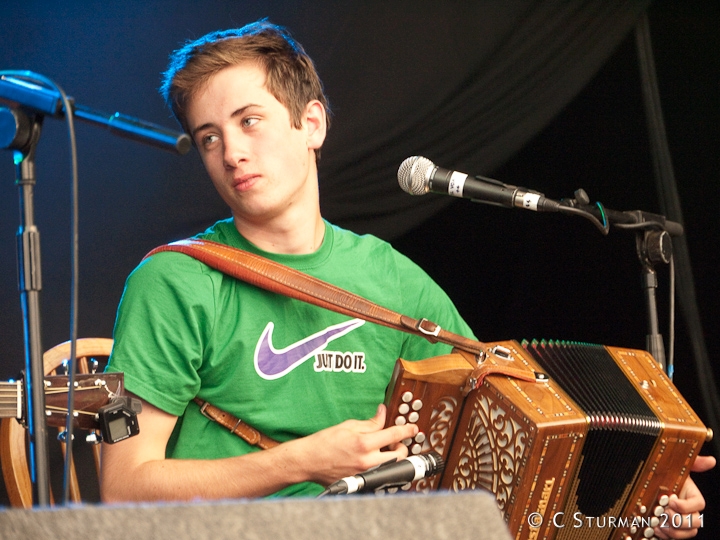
[223,136,248,168]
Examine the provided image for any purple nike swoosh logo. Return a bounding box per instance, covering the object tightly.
[254,319,365,380]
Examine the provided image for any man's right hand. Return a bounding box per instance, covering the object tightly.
[285,403,418,487]
[100,396,417,502]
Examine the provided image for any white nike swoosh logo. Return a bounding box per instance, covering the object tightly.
[254,319,365,380]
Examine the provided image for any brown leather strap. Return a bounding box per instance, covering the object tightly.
[146,239,485,356]
[461,363,547,396]
[194,398,279,450]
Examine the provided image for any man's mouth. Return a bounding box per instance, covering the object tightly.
[233,174,259,191]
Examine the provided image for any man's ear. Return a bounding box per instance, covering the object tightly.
[304,100,327,151]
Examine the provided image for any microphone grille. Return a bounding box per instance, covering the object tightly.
[427,451,445,476]
[398,156,434,195]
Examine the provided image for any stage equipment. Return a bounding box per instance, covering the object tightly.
[0,489,513,540]
[0,70,187,504]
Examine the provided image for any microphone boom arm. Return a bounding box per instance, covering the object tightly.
[0,71,191,155]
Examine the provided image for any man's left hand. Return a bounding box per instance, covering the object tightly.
[654,455,716,539]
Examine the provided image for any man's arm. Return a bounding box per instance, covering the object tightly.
[100,393,418,502]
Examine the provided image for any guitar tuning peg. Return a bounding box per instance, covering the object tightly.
[90,358,99,374]
[86,431,102,445]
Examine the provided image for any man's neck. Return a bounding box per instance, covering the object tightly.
[233,210,325,255]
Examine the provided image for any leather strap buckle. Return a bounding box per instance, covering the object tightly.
[197,400,213,420]
[416,318,441,337]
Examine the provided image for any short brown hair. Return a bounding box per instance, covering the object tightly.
[161,20,331,136]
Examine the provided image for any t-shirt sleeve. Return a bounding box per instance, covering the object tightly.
[106,252,217,416]
[390,250,477,361]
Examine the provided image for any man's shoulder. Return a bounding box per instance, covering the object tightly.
[326,222,436,293]
[339,224,428,275]
[328,222,404,258]
[193,217,237,244]
[129,219,236,286]
[135,218,236,273]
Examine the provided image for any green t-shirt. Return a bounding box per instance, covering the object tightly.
[107,219,474,497]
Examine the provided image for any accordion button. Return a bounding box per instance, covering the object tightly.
[395,416,407,426]
[408,412,420,423]
[643,527,654,538]
[411,444,422,454]
[402,392,413,403]
[412,399,423,411]
[415,432,426,443]
[398,403,410,415]
[653,506,664,517]
[650,517,660,527]
[658,495,670,506]
[402,438,412,446]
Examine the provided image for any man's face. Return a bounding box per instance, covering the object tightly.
[185,62,324,227]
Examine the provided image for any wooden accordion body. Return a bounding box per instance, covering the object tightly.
[383,340,711,540]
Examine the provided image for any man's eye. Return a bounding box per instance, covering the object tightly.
[242,117,259,128]
[202,134,219,146]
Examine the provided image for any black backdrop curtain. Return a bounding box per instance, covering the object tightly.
[318,1,651,237]
[0,1,717,530]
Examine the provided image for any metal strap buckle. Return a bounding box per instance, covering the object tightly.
[197,400,211,419]
[416,318,441,337]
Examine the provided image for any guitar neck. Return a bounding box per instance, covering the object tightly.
[0,380,22,420]
[0,373,124,429]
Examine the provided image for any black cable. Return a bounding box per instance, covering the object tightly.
[614,221,664,231]
[61,81,79,506]
[557,202,609,235]
[668,256,675,379]
[43,73,79,506]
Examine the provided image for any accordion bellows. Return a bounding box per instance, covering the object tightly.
[384,340,711,540]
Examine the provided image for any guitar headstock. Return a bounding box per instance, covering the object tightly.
[43,372,124,430]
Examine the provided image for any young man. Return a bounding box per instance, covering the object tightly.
[101,21,712,538]
[101,21,474,501]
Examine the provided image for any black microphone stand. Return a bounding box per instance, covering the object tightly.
[0,70,190,506]
[1,106,52,505]
[635,220,673,373]
[558,190,678,373]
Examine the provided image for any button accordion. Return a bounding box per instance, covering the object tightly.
[383,340,711,540]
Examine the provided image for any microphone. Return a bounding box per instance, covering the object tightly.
[324,451,445,495]
[398,156,561,212]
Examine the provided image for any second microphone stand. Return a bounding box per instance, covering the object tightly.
[559,190,678,374]
[636,225,673,373]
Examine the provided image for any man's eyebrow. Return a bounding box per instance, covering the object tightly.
[190,122,214,139]
[190,104,262,139]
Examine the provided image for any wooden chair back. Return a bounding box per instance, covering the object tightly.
[0,337,113,507]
